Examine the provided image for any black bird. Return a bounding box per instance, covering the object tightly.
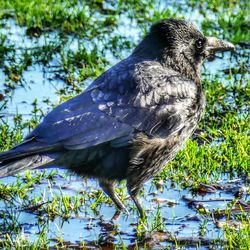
[0,19,234,217]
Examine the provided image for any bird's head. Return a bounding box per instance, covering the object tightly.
[133,18,235,82]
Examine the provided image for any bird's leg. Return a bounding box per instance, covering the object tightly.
[127,186,146,219]
[99,179,127,214]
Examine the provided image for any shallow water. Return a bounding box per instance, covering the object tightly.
[0,1,249,249]
[0,170,249,249]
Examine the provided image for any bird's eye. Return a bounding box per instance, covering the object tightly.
[195,39,204,49]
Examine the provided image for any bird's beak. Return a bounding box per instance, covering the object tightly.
[205,37,235,56]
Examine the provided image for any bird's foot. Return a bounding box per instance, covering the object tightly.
[111,210,121,221]
[111,206,130,221]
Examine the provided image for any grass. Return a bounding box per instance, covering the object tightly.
[224,216,250,249]
[0,0,249,249]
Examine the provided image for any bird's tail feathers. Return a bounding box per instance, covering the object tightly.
[0,154,56,177]
[0,137,58,163]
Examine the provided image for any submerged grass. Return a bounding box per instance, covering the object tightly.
[0,0,249,249]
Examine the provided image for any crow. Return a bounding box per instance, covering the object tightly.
[0,19,234,217]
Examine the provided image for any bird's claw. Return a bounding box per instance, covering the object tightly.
[111,206,130,221]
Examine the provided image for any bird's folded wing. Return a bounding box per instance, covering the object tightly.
[25,57,138,150]
[26,58,197,150]
[27,91,134,150]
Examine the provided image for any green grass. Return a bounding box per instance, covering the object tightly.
[0,0,249,249]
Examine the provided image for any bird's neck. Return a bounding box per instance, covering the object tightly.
[133,38,201,84]
[162,51,201,84]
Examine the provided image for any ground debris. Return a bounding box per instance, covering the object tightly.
[152,197,179,206]
[142,231,226,246]
[182,195,233,204]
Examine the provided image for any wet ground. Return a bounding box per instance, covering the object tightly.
[0,171,249,249]
[0,0,249,249]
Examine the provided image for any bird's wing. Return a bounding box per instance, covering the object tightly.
[27,58,198,150]
[132,61,199,138]
[27,57,138,150]
[95,60,199,139]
